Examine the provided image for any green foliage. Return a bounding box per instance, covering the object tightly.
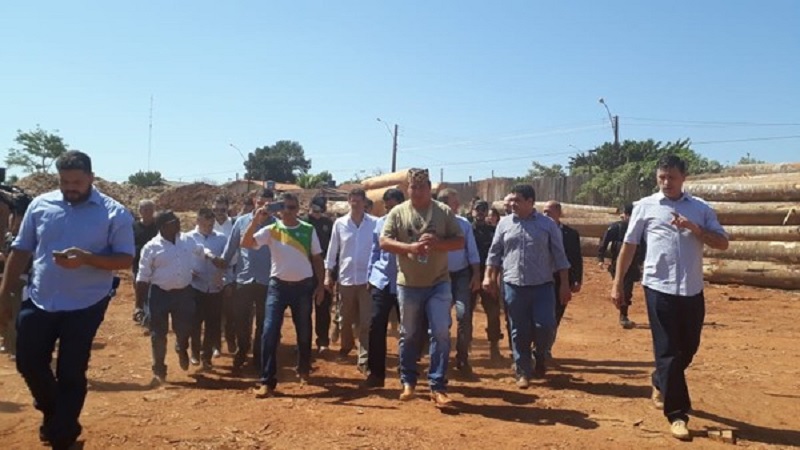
[517,162,566,182]
[244,140,311,183]
[569,139,722,206]
[343,168,384,184]
[736,153,766,165]
[6,125,69,173]
[296,171,334,189]
[128,170,164,187]
[7,174,19,184]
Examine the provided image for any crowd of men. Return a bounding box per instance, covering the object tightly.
[0,151,728,446]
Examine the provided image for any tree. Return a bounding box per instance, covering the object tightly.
[296,171,333,189]
[518,161,566,181]
[128,170,164,187]
[736,153,766,165]
[243,140,311,183]
[6,174,19,184]
[569,138,722,206]
[342,167,384,184]
[6,126,68,173]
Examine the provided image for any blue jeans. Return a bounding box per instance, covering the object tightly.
[259,278,314,389]
[148,286,195,377]
[504,282,556,378]
[397,282,452,393]
[450,268,473,365]
[645,287,705,423]
[16,297,110,446]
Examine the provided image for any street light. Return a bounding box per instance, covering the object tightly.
[598,98,620,149]
[377,118,399,172]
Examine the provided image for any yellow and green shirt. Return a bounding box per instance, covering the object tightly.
[253,220,322,282]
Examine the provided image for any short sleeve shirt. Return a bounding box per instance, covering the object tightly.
[253,220,321,282]
[381,200,463,287]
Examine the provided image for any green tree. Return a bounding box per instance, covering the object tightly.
[569,138,722,206]
[342,167,384,184]
[518,161,566,182]
[736,153,766,165]
[128,170,164,187]
[6,125,68,173]
[7,174,19,184]
[244,140,311,183]
[296,171,334,189]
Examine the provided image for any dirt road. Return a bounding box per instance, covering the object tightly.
[1,261,799,449]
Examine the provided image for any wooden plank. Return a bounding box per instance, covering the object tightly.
[685,181,800,202]
[709,202,800,226]
[725,225,800,242]
[703,258,800,290]
[705,241,800,264]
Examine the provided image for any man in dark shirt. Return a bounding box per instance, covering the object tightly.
[132,199,158,328]
[542,201,583,356]
[304,196,334,353]
[598,203,642,329]
[470,200,503,361]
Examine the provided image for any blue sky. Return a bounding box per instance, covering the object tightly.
[1,1,798,184]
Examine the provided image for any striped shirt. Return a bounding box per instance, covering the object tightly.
[253,220,322,282]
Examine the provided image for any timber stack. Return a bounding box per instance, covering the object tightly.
[333,169,442,217]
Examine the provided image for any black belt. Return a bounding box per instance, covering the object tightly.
[271,277,312,286]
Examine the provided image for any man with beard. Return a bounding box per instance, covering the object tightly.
[0,151,134,450]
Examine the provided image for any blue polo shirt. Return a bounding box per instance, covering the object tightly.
[12,188,135,312]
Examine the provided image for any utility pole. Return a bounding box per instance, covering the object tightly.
[392,123,398,172]
[598,98,620,150]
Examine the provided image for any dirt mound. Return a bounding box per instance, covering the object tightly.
[14,173,162,211]
[14,173,58,197]
[154,183,239,212]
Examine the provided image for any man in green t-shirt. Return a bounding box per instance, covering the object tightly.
[380,168,464,409]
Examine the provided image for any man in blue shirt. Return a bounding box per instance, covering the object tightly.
[363,188,404,388]
[612,155,728,441]
[0,151,135,450]
[222,188,275,371]
[484,184,571,389]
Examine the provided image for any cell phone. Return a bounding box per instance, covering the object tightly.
[267,201,284,212]
[52,250,68,258]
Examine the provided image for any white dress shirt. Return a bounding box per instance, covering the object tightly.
[324,213,376,286]
[137,233,208,291]
[213,217,235,238]
[186,228,228,293]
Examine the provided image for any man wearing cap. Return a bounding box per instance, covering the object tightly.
[137,210,223,383]
[484,184,571,389]
[222,188,275,371]
[304,196,334,354]
[325,188,376,374]
[0,151,134,449]
[363,188,405,388]
[436,188,480,375]
[598,203,642,329]
[471,200,503,362]
[242,192,325,397]
[380,168,464,409]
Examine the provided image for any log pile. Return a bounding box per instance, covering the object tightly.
[347,170,443,217]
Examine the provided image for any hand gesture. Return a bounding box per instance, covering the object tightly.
[254,206,271,224]
[670,212,701,235]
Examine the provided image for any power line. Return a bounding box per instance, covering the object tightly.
[624,117,800,127]
[692,135,800,145]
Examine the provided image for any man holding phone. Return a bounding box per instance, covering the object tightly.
[0,151,135,449]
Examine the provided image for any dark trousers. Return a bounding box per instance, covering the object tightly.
[148,286,195,377]
[315,286,333,348]
[554,276,567,326]
[189,289,223,363]
[221,284,236,349]
[259,278,314,389]
[15,297,110,446]
[645,286,705,423]
[367,285,400,380]
[232,282,267,367]
[472,289,502,343]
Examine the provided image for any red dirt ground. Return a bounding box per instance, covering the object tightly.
[1,261,799,449]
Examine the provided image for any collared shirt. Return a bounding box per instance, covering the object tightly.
[487,211,571,287]
[213,217,235,238]
[253,220,322,282]
[447,215,480,272]
[368,216,398,294]
[137,233,208,291]
[325,213,376,286]
[12,188,135,312]
[186,228,228,293]
[222,213,273,286]
[625,191,726,297]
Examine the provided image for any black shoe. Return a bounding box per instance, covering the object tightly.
[190,354,201,366]
[489,343,503,362]
[227,342,237,354]
[361,375,385,389]
[456,361,473,376]
[178,350,190,371]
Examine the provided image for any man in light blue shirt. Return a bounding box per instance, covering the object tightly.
[0,151,134,449]
[485,184,571,388]
[222,188,275,371]
[612,155,728,441]
[437,189,481,374]
[363,188,404,388]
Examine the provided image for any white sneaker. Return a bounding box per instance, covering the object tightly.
[652,385,664,409]
[670,420,691,441]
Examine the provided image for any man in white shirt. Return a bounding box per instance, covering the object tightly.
[186,208,228,370]
[211,195,235,359]
[212,196,235,237]
[136,210,222,384]
[324,188,376,374]
[242,193,325,398]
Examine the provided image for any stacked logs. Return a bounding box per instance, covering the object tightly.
[331,169,442,217]
[684,164,800,290]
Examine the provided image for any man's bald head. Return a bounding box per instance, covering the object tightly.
[543,200,562,223]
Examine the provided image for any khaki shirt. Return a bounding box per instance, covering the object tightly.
[381,200,463,287]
